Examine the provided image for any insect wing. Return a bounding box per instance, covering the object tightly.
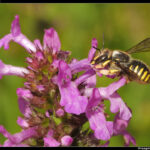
[126,38,150,54]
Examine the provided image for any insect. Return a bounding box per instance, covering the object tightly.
[90,38,150,84]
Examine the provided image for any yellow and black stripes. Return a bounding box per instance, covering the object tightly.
[144,74,150,82]
[91,48,150,84]
[128,60,150,83]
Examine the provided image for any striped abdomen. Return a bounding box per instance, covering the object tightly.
[127,60,150,84]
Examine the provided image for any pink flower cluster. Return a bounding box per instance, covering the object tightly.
[0,15,136,147]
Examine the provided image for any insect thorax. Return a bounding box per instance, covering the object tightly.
[112,50,130,63]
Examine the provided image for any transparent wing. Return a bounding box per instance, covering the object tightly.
[126,38,150,54]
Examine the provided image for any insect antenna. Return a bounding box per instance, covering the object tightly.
[92,46,101,52]
[92,33,105,52]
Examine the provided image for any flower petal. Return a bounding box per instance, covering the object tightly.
[34,39,43,50]
[61,135,73,146]
[43,28,61,53]
[91,113,113,141]
[0,60,29,79]
[86,88,113,141]
[56,108,64,117]
[0,125,13,141]
[17,88,33,100]
[0,34,13,50]
[75,69,95,86]
[3,142,29,147]
[0,125,38,146]
[113,113,129,135]
[108,92,132,120]
[44,129,60,147]
[44,137,60,147]
[123,131,136,146]
[17,117,29,128]
[11,15,21,37]
[17,88,33,118]
[36,85,45,92]
[112,113,136,146]
[60,81,88,114]
[98,77,131,120]
[99,77,126,98]
[11,127,38,144]
[35,51,44,61]
[57,61,88,114]
[69,58,91,74]
[57,60,72,85]
[0,15,36,52]
[18,97,32,118]
[88,38,98,62]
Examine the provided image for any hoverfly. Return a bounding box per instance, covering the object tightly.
[91,38,150,84]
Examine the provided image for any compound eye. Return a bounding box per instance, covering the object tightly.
[95,55,107,64]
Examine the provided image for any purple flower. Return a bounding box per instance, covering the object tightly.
[0,60,29,79]
[0,15,136,147]
[55,36,132,143]
[16,88,33,118]
[113,113,136,146]
[44,130,73,147]
[0,15,36,52]
[57,60,88,115]
[56,108,65,117]
[88,38,97,62]
[83,76,132,142]
[0,125,38,147]
[75,69,96,87]
[43,28,61,53]
[123,131,136,146]
[17,117,29,128]
[61,135,73,146]
[44,137,60,147]
[44,130,60,147]
[36,85,45,92]
[98,77,132,121]
[86,88,113,141]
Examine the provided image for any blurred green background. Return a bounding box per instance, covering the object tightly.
[0,3,150,146]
